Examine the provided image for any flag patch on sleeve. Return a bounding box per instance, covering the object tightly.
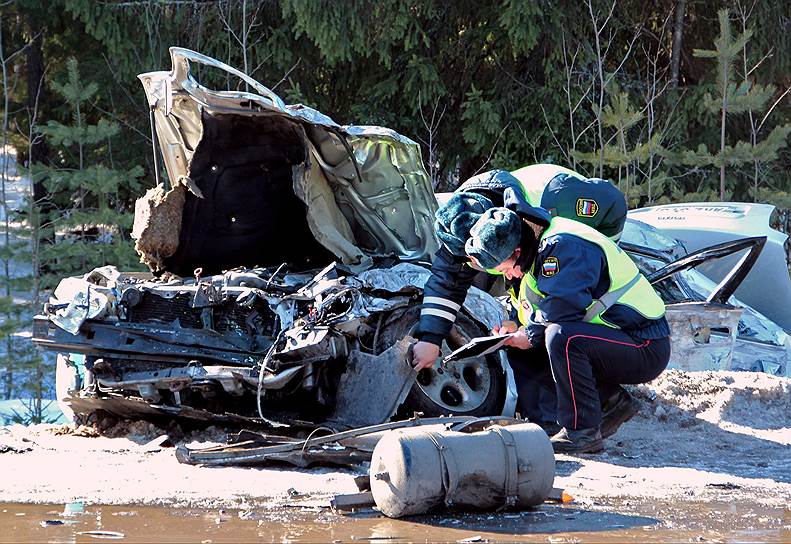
[541,256,559,277]
[576,198,599,217]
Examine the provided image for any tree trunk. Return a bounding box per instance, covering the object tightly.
[720,59,728,201]
[26,13,48,204]
[670,0,686,88]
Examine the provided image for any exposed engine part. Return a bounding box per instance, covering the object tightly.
[137,384,161,404]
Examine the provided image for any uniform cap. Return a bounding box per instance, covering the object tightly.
[435,192,494,255]
[466,207,522,269]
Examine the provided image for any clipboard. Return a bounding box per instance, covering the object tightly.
[443,333,516,363]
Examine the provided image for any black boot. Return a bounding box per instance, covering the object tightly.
[600,389,641,439]
[550,427,604,454]
[534,420,562,437]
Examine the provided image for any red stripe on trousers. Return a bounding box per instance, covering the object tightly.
[565,334,651,429]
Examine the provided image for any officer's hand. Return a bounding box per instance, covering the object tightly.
[492,320,519,335]
[411,341,441,371]
[503,326,532,350]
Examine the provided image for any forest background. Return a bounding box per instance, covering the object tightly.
[0,0,789,422]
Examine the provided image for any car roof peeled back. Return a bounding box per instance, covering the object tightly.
[134,47,438,277]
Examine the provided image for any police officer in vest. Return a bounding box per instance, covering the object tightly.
[464,202,671,453]
[412,165,628,431]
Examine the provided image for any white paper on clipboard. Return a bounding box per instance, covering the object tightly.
[442,333,516,363]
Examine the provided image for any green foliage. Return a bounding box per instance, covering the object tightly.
[461,85,503,155]
[693,10,752,90]
[32,57,145,289]
[690,8,790,199]
[497,0,544,55]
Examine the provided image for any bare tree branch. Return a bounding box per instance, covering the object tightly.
[270,58,301,91]
[746,48,774,78]
[540,104,571,165]
[757,87,791,132]
[473,122,511,177]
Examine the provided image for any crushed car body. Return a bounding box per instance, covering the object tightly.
[34,47,512,428]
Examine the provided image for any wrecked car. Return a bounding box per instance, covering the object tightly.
[35,48,513,428]
[623,204,791,377]
[34,48,789,431]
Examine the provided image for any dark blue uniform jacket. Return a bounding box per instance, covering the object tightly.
[525,234,671,347]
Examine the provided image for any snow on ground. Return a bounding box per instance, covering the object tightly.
[0,370,788,511]
[556,370,791,509]
[0,146,31,220]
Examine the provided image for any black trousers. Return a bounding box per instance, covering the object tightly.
[506,345,557,424]
[509,322,671,430]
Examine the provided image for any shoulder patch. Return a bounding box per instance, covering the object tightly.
[541,256,560,277]
[576,198,599,218]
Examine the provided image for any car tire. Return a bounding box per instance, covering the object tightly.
[374,306,506,417]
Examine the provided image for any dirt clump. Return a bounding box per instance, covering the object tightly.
[49,424,100,438]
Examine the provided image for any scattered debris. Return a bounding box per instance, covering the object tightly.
[63,501,86,516]
[353,474,371,492]
[330,492,375,513]
[0,442,32,454]
[50,424,100,438]
[547,488,575,503]
[175,415,476,468]
[142,434,174,452]
[707,483,742,490]
[76,530,125,539]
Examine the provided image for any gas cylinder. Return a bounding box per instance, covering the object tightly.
[369,422,555,518]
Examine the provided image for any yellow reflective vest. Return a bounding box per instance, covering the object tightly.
[511,217,665,328]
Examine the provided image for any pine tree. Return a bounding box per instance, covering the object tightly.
[32,57,144,289]
[688,8,790,201]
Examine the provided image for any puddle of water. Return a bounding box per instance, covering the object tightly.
[0,500,787,543]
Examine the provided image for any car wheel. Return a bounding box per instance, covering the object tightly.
[374,306,506,417]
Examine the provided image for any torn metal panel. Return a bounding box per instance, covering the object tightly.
[665,302,743,372]
[647,236,766,304]
[278,326,348,364]
[62,391,286,427]
[138,47,438,267]
[730,337,790,376]
[50,287,112,335]
[356,262,509,331]
[356,262,429,294]
[329,337,416,428]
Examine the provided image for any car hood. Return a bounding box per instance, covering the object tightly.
[134,48,438,276]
